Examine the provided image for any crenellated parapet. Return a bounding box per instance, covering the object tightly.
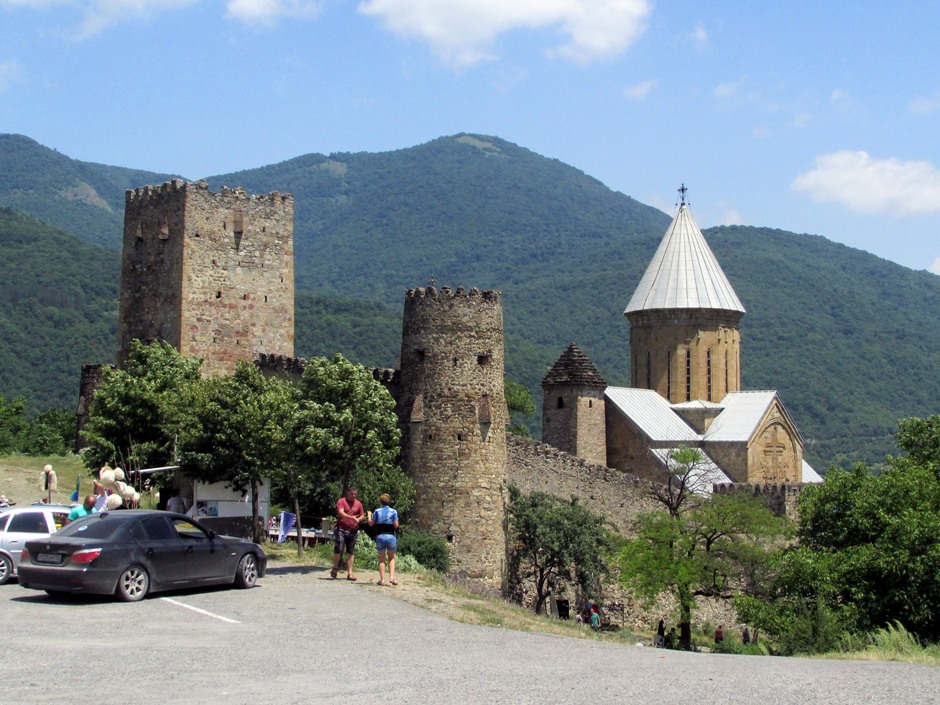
[713,481,804,519]
[255,353,308,379]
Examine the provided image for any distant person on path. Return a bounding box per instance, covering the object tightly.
[742,626,751,645]
[590,606,601,630]
[66,494,97,523]
[656,618,666,647]
[665,627,677,649]
[714,625,724,644]
[331,486,365,581]
[368,493,400,586]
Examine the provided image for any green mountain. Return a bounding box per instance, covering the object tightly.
[0,208,119,412]
[1,132,938,470]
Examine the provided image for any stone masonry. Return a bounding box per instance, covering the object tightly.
[118,180,294,375]
[396,286,508,584]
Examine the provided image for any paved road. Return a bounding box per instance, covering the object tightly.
[3,565,937,705]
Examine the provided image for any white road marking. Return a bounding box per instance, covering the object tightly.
[160,597,241,624]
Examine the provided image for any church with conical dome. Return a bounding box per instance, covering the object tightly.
[542,186,821,490]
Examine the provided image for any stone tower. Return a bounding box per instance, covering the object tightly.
[625,189,745,403]
[397,286,508,583]
[541,342,607,466]
[118,179,294,375]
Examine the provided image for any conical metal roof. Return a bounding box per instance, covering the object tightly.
[625,201,745,314]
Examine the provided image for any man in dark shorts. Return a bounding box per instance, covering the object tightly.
[331,486,364,580]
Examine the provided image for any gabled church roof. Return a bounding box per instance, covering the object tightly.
[605,387,700,442]
[704,390,803,444]
[625,200,746,314]
[542,342,606,387]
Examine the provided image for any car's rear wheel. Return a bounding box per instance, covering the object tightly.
[116,565,149,602]
[0,554,12,585]
[234,553,258,589]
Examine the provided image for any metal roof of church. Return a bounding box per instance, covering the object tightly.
[703,390,780,442]
[625,202,746,314]
[605,387,700,442]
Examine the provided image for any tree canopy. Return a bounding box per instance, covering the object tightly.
[508,486,614,615]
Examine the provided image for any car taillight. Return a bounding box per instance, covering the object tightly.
[20,548,29,564]
[71,548,102,564]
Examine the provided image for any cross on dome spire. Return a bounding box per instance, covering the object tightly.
[678,183,688,205]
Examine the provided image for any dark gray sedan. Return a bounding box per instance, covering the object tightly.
[18,510,266,601]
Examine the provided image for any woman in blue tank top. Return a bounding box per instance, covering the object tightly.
[368,493,400,586]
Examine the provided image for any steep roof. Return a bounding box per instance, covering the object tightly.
[625,202,746,314]
[542,342,606,387]
[605,387,700,442]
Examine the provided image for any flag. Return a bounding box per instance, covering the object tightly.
[69,475,80,502]
[277,512,296,544]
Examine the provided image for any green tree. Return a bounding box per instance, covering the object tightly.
[80,341,202,472]
[621,449,788,648]
[179,363,299,544]
[505,379,535,437]
[738,415,940,651]
[23,408,75,455]
[508,486,614,615]
[0,396,28,453]
[294,353,412,519]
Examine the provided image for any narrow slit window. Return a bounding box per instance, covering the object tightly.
[685,348,692,402]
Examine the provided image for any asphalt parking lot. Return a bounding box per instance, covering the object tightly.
[3,564,939,705]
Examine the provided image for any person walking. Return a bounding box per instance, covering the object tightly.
[368,493,400,586]
[331,486,365,581]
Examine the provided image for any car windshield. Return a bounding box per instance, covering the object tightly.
[56,515,130,540]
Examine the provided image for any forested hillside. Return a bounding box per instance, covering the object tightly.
[1,132,938,469]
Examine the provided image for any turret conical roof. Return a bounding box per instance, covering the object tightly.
[542,342,606,387]
[625,201,745,314]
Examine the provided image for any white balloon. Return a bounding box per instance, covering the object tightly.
[106,494,123,510]
[99,468,115,487]
[113,468,125,481]
[122,485,136,500]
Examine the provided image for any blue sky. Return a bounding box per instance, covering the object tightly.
[2,1,939,274]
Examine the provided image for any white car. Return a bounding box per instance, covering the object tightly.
[0,504,72,585]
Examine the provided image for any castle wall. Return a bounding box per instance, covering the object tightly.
[397,286,508,582]
[118,180,294,375]
[628,309,742,403]
[507,435,657,536]
[541,386,607,467]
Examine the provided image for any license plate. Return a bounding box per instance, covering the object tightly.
[36,553,62,565]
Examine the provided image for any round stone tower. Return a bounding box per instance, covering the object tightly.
[397,286,508,584]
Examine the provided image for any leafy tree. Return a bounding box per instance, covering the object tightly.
[505,379,535,437]
[293,353,411,518]
[508,486,614,615]
[179,363,299,544]
[0,396,28,453]
[80,340,202,472]
[621,490,788,650]
[23,408,75,455]
[739,415,940,651]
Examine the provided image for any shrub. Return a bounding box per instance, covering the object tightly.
[397,526,451,573]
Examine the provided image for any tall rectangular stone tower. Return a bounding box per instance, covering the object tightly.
[118,180,294,374]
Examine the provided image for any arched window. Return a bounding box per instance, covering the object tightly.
[666,351,672,399]
[685,348,692,402]
[725,349,729,393]
[646,350,652,389]
[706,349,712,401]
[557,397,564,409]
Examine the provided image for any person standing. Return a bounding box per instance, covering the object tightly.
[714,625,724,644]
[368,493,400,586]
[331,486,365,581]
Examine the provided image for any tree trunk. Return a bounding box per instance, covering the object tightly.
[250,477,263,544]
[293,492,304,558]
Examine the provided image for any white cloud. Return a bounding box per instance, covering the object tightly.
[357,0,652,67]
[930,257,940,275]
[71,0,198,38]
[0,60,21,91]
[713,81,739,99]
[623,78,655,99]
[226,0,323,26]
[721,208,743,226]
[910,94,940,115]
[792,150,940,217]
[689,21,707,49]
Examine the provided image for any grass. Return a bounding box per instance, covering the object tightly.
[0,453,87,505]
[823,624,940,667]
